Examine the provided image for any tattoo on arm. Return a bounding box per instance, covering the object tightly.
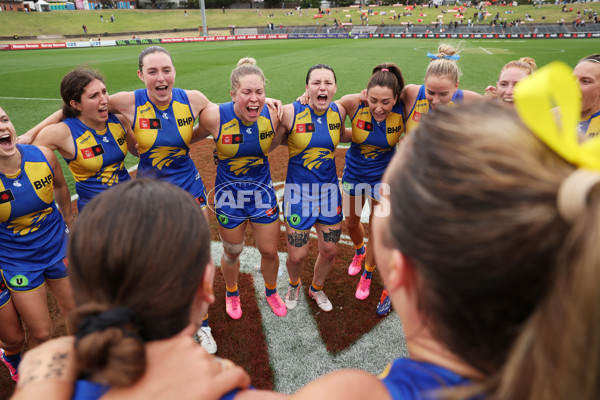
[322,228,341,243]
[46,352,69,378]
[287,231,309,247]
[19,351,70,389]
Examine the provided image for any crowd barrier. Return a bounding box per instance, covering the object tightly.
[1,30,598,51]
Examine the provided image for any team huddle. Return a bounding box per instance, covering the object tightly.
[2,44,600,400]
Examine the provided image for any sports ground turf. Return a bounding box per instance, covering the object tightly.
[0,36,599,398]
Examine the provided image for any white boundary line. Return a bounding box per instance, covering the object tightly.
[210,241,407,394]
[0,96,61,101]
[479,47,493,54]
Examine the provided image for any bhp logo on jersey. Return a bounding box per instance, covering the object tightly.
[356,120,373,131]
[296,123,315,133]
[139,118,162,130]
[81,144,105,159]
[177,117,193,127]
[387,126,402,134]
[34,174,53,190]
[207,181,276,220]
[260,130,274,140]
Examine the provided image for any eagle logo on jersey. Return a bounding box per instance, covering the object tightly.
[7,208,52,235]
[228,157,264,176]
[302,147,334,170]
[149,147,187,170]
[360,144,390,160]
[94,162,124,186]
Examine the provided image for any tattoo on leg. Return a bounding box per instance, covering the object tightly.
[287,231,309,247]
[322,228,341,243]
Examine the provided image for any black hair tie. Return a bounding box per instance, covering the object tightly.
[75,307,142,343]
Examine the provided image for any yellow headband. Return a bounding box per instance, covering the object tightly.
[514,61,600,171]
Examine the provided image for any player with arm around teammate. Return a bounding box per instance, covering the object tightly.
[277,64,347,313]
[194,57,287,320]
[402,44,482,135]
[336,63,405,306]
[31,68,137,214]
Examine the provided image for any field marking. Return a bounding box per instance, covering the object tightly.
[479,46,492,54]
[210,241,407,394]
[0,96,61,101]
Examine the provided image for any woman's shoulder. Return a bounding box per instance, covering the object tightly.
[380,358,472,398]
[291,369,389,400]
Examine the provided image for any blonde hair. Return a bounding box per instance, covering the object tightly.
[499,57,537,76]
[425,43,462,84]
[385,100,600,399]
[230,57,265,93]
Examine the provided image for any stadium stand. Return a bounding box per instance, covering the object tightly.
[261,27,287,34]
[235,28,259,35]
[291,27,318,33]
[350,26,379,34]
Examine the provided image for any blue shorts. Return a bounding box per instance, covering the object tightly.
[283,182,343,231]
[0,279,10,308]
[342,177,385,202]
[1,259,69,292]
[189,171,208,210]
[215,182,279,229]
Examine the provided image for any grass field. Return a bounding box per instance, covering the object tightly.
[1,38,598,191]
[1,3,600,38]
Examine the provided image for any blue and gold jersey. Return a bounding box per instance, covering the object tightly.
[63,114,131,211]
[343,103,404,184]
[133,88,204,197]
[579,110,600,139]
[286,101,342,187]
[0,145,67,272]
[379,358,476,400]
[215,102,275,187]
[405,85,464,134]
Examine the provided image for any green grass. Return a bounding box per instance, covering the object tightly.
[1,3,600,38]
[1,38,598,192]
